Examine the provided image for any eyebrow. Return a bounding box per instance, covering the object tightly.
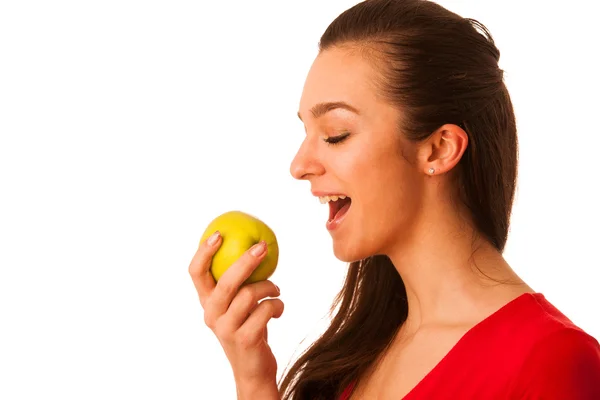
[297,101,360,121]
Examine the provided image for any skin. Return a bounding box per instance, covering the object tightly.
[291,46,534,398]
[189,236,283,400]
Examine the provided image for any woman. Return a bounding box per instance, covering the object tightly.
[189,0,600,398]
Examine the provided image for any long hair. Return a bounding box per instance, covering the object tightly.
[279,1,518,398]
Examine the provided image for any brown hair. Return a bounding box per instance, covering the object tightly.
[279,0,518,398]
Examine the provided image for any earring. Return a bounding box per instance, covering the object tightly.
[428,168,435,174]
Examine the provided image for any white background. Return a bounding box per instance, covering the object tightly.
[1,0,598,399]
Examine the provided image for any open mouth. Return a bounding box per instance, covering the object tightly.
[329,196,351,222]
[317,194,352,230]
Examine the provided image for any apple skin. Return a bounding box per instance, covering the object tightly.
[200,211,279,284]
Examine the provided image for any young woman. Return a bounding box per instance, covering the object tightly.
[189,0,600,398]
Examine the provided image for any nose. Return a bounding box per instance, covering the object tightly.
[290,136,325,180]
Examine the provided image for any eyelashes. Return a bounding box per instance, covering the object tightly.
[323,132,350,145]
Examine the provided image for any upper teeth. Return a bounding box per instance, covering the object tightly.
[319,195,347,204]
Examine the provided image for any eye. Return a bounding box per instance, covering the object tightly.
[323,132,350,145]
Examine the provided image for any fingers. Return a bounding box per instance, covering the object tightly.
[188,231,222,305]
[209,241,268,317]
[219,280,280,331]
[237,299,284,349]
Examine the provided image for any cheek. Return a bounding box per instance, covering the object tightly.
[329,140,423,260]
[360,152,419,213]
[356,158,423,249]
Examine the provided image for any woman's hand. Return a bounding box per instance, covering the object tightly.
[189,231,284,398]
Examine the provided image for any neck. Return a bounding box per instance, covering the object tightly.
[386,202,529,332]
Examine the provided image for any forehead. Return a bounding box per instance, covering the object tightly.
[299,47,379,116]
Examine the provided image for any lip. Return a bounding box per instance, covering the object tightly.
[311,190,349,197]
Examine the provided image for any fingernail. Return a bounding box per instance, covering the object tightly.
[250,241,266,257]
[207,231,220,246]
[275,285,280,294]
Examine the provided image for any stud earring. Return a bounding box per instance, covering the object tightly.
[428,168,435,174]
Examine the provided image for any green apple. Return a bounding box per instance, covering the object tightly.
[200,211,279,284]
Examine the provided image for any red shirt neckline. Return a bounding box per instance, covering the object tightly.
[340,292,545,400]
[403,292,544,398]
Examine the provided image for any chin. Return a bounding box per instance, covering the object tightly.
[332,240,376,264]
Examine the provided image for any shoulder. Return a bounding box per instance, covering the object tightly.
[509,297,600,398]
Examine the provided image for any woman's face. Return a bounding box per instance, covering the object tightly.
[291,46,426,262]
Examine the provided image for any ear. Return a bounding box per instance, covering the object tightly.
[417,124,468,176]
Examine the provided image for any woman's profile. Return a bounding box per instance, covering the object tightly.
[189,0,600,398]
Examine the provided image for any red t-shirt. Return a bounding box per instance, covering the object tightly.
[340,293,600,399]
